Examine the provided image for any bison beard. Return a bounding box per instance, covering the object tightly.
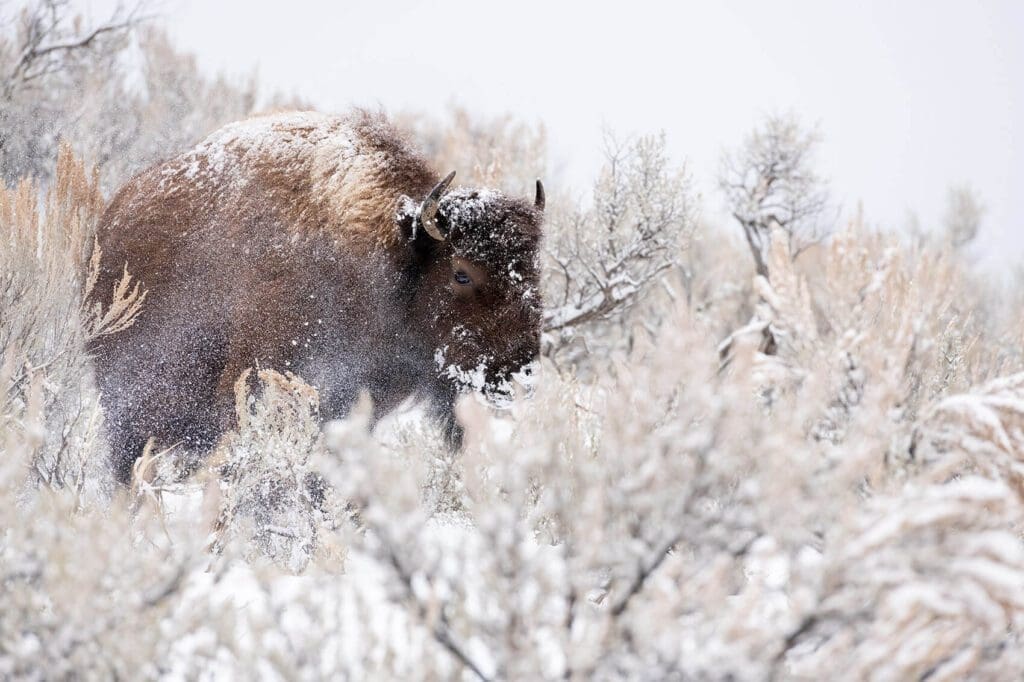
[87,110,544,484]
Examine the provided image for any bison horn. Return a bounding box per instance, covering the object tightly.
[534,179,545,211]
[419,170,456,241]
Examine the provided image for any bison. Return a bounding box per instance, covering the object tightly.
[88,110,545,484]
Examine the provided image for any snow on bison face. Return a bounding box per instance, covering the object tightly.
[400,174,545,406]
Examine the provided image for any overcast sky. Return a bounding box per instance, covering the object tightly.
[91,0,1022,266]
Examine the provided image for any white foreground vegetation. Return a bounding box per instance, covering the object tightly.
[3,139,1024,681]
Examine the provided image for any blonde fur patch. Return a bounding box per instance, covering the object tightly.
[310,140,404,251]
[155,110,433,254]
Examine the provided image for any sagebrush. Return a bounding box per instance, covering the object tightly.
[3,8,1024,680]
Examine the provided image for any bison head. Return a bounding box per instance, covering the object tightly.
[398,172,545,405]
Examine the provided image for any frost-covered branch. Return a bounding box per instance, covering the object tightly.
[542,133,695,367]
[3,0,148,95]
[0,3,257,187]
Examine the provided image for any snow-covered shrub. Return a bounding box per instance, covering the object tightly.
[0,145,145,494]
[208,368,345,573]
[0,147,199,679]
[541,133,697,371]
[0,2,258,190]
[4,61,1024,681]
[719,113,833,278]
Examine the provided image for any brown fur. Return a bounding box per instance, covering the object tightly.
[89,110,543,483]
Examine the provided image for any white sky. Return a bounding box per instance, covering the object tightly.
[90,0,1022,265]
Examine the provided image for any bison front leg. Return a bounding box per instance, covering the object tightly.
[441,410,465,450]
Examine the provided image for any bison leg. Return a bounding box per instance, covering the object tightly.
[94,321,229,485]
[426,385,464,451]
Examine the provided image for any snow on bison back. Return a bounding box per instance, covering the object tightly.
[88,110,545,484]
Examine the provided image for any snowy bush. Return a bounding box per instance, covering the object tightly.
[207,368,344,574]
[0,1,258,190]
[4,19,1024,681]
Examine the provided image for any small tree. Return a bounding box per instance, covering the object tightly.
[943,183,984,249]
[542,132,696,367]
[719,113,831,279]
[0,3,260,191]
[0,0,147,183]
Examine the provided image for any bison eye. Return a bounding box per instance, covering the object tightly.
[454,270,471,285]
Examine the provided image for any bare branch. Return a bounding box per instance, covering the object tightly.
[609,531,682,618]
[383,543,493,681]
[4,1,148,94]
